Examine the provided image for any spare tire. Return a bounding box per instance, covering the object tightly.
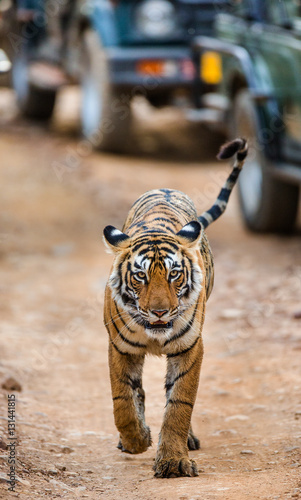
[80,29,132,153]
[12,51,57,120]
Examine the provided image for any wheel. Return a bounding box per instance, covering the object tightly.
[80,29,132,153]
[233,89,299,233]
[12,52,56,120]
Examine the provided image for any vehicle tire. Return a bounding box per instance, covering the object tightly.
[12,52,57,120]
[233,89,299,233]
[80,29,132,153]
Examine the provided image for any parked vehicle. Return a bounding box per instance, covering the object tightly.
[193,0,301,233]
[9,0,231,152]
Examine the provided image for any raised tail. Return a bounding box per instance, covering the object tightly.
[198,138,248,229]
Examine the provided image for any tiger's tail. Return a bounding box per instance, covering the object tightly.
[198,137,248,229]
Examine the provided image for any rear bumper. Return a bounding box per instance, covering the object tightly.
[106,46,195,91]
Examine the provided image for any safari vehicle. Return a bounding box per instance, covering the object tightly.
[193,0,301,233]
[9,0,230,152]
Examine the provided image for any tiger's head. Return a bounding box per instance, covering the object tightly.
[103,222,204,338]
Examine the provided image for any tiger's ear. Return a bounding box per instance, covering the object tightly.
[176,221,203,248]
[103,225,131,253]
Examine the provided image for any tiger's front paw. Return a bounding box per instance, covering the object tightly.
[153,457,199,478]
[117,426,151,454]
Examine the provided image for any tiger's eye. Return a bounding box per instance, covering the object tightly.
[170,269,180,278]
[136,271,146,280]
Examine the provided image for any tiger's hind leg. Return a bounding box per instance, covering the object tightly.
[187,425,200,451]
[109,345,151,454]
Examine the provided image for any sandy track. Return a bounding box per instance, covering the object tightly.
[0,90,301,499]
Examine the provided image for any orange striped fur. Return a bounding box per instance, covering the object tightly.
[103,139,248,478]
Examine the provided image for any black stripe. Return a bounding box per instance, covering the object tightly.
[165,357,198,392]
[121,293,136,307]
[135,239,179,255]
[109,334,128,356]
[157,240,179,250]
[237,150,247,161]
[129,221,147,229]
[157,245,178,253]
[182,284,190,299]
[167,399,193,408]
[127,310,145,326]
[146,206,193,219]
[153,215,179,224]
[153,217,174,223]
[131,241,150,253]
[163,303,198,347]
[143,229,169,234]
[148,204,192,218]
[139,209,172,217]
[198,216,210,229]
[131,193,162,210]
[117,329,146,349]
[174,205,193,218]
[114,300,136,333]
[132,235,171,252]
[129,378,142,390]
[224,167,240,187]
[113,396,130,401]
[167,336,200,358]
[133,262,143,270]
[110,312,146,349]
[198,165,242,228]
[118,261,123,277]
[205,204,222,222]
[122,376,142,391]
[218,187,231,202]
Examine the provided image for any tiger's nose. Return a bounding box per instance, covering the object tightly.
[151,309,168,318]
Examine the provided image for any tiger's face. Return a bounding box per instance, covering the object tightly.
[104,221,204,337]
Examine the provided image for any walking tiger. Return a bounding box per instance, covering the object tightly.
[103,138,248,478]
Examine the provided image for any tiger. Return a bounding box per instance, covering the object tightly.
[103,138,248,478]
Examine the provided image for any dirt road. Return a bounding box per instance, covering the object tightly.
[0,89,301,500]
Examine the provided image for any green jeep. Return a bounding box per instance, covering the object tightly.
[193,0,301,233]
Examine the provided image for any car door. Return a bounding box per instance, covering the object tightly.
[247,0,301,165]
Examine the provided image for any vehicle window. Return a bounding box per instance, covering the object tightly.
[226,0,266,21]
[210,0,244,15]
[265,0,298,25]
[285,0,301,18]
[228,0,251,17]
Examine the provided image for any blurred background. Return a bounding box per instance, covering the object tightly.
[0,1,301,498]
